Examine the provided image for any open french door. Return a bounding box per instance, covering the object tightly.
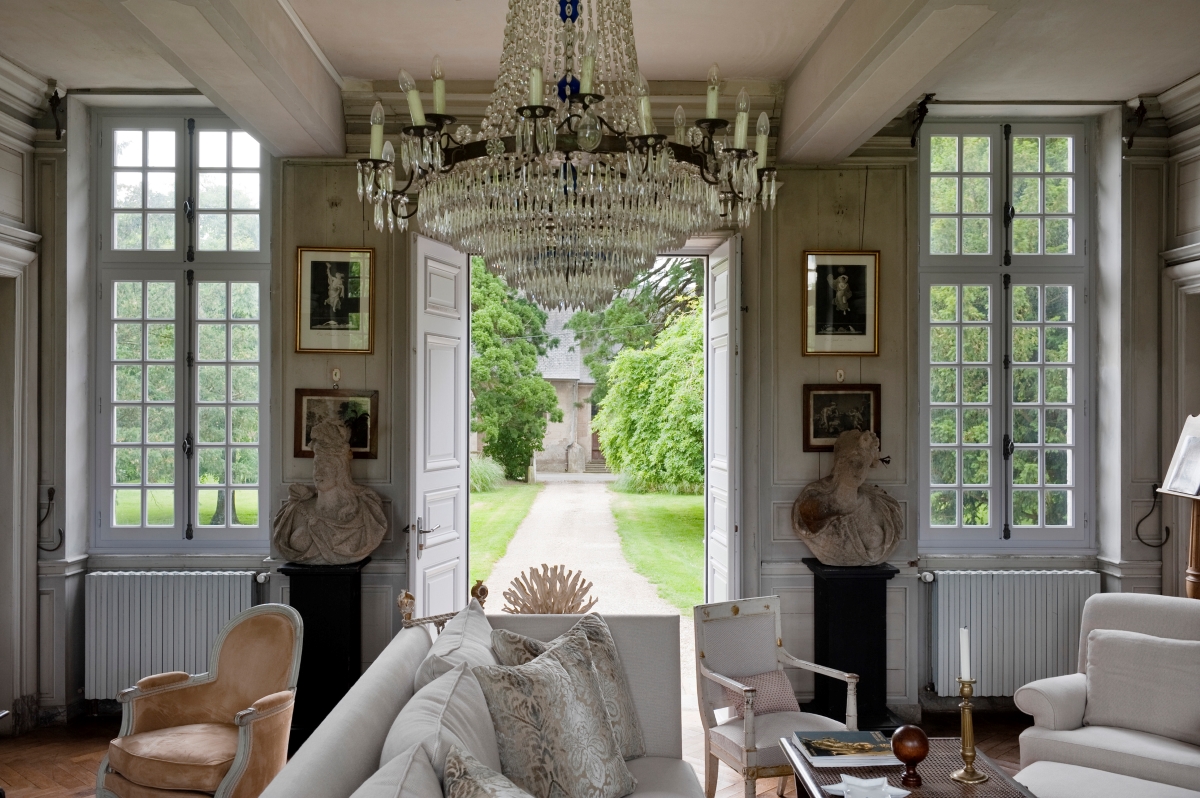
[408,234,470,617]
[704,236,741,602]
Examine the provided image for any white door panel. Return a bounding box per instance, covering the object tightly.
[705,237,741,603]
[410,234,470,617]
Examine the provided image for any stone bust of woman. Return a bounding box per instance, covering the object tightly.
[272,419,387,565]
[791,429,902,567]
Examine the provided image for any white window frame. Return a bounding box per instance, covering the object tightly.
[918,121,1094,554]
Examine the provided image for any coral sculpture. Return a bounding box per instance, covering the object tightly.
[503,564,598,614]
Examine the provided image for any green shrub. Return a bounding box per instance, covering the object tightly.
[469,455,505,493]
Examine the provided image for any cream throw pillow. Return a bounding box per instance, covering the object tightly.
[1084,628,1200,745]
[491,614,646,759]
[349,744,441,798]
[444,745,535,798]
[413,599,498,692]
[474,629,637,798]
[721,669,801,719]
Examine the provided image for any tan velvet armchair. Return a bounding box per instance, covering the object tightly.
[97,603,303,798]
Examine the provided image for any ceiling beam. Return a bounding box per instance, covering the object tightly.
[105,0,345,157]
[778,0,1014,164]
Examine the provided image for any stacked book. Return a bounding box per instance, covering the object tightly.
[793,731,902,768]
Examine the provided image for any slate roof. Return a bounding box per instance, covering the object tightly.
[538,309,594,383]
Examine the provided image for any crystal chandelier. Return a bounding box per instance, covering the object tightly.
[356,0,777,310]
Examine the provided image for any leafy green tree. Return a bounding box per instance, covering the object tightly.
[470,258,562,480]
[593,304,704,492]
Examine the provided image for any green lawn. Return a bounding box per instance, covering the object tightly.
[470,482,544,586]
[112,489,259,527]
[609,490,705,612]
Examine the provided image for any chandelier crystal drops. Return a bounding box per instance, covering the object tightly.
[356,0,777,310]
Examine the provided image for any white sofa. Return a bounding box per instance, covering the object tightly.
[1014,593,1200,797]
[262,613,702,798]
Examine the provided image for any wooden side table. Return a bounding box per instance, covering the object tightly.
[780,736,1037,798]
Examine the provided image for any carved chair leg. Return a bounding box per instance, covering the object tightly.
[777,775,788,796]
[704,738,718,798]
[744,776,757,798]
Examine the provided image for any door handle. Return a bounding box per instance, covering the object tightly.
[415,516,442,557]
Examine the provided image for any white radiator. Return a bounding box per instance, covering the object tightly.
[85,571,255,700]
[932,569,1100,698]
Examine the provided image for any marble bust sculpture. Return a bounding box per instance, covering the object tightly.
[791,429,902,567]
[272,419,387,565]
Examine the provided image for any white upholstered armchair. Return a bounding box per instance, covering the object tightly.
[694,596,858,798]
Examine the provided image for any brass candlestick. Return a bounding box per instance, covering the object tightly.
[950,678,989,784]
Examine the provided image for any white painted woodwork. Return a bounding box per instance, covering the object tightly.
[409,234,469,618]
[1161,261,1200,598]
[705,237,740,603]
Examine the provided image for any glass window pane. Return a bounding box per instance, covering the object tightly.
[146,448,174,484]
[962,367,989,403]
[231,407,259,443]
[230,214,260,251]
[198,214,228,250]
[962,327,989,362]
[1045,218,1072,255]
[198,448,226,485]
[1045,367,1071,403]
[930,136,958,172]
[198,323,227,361]
[199,173,227,209]
[146,214,175,251]
[231,448,258,485]
[230,366,259,402]
[1012,218,1041,254]
[230,283,260,319]
[1045,490,1070,526]
[1012,137,1040,172]
[931,450,957,485]
[231,173,259,209]
[930,218,958,255]
[1044,287,1072,322]
[114,406,142,444]
[114,172,142,208]
[1012,327,1040,363]
[114,324,142,360]
[231,132,260,168]
[963,450,989,485]
[113,489,142,526]
[146,172,175,209]
[114,448,141,484]
[1012,177,1041,214]
[114,213,143,250]
[930,177,958,213]
[1012,286,1040,321]
[962,177,990,213]
[114,282,143,319]
[962,286,990,322]
[1012,490,1040,525]
[114,365,142,402]
[230,324,259,361]
[146,282,175,319]
[963,408,989,444]
[930,368,957,403]
[147,130,175,167]
[198,406,227,443]
[231,490,259,526]
[198,282,228,319]
[146,489,174,526]
[930,408,958,444]
[198,366,227,402]
[1013,408,1040,444]
[1013,449,1039,484]
[962,218,990,255]
[114,130,142,167]
[1044,177,1072,213]
[146,365,174,402]
[962,137,990,172]
[198,131,227,168]
[930,491,957,525]
[1045,137,1072,172]
[963,490,989,526]
[930,327,957,363]
[1046,449,1070,485]
[1045,408,1071,444]
[197,489,225,526]
[1013,368,1040,403]
[1045,327,1071,363]
[146,323,174,361]
[930,286,958,321]
[147,406,174,443]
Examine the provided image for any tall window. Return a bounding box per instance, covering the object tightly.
[96,112,270,551]
[919,123,1090,552]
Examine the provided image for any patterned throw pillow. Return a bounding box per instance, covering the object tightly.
[721,669,801,719]
[491,614,646,759]
[474,629,637,798]
[444,745,535,798]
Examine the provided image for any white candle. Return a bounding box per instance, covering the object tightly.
[960,627,971,681]
[369,101,384,159]
[733,87,749,149]
[706,63,720,119]
[580,31,597,94]
[755,111,769,169]
[397,70,425,127]
[431,55,446,115]
[528,65,543,106]
[635,73,653,135]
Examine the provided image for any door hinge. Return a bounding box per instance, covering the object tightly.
[97,397,101,415]
[97,232,102,251]
[97,511,101,528]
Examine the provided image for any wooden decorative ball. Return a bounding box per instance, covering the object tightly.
[891,724,929,788]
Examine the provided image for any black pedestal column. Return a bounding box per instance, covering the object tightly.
[279,557,369,754]
[802,558,901,733]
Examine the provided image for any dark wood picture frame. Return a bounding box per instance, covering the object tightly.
[295,246,375,354]
[801,250,880,356]
[294,388,380,459]
[803,383,882,452]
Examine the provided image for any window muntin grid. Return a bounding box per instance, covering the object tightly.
[928,135,993,256]
[1010,135,1075,256]
[112,129,177,251]
[196,130,261,252]
[927,284,994,528]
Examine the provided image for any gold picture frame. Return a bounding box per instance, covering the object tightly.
[802,250,880,356]
[295,247,374,353]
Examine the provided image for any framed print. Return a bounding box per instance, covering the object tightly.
[802,250,880,356]
[803,384,881,452]
[296,247,374,353]
[294,389,379,459]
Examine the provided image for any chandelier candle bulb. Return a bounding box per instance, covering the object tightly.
[431,55,446,114]
[580,30,598,94]
[398,69,426,126]
[756,111,769,168]
[960,626,971,681]
[733,87,750,149]
[528,65,543,107]
[369,101,384,159]
[706,63,721,118]
[674,105,687,144]
[635,73,653,135]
